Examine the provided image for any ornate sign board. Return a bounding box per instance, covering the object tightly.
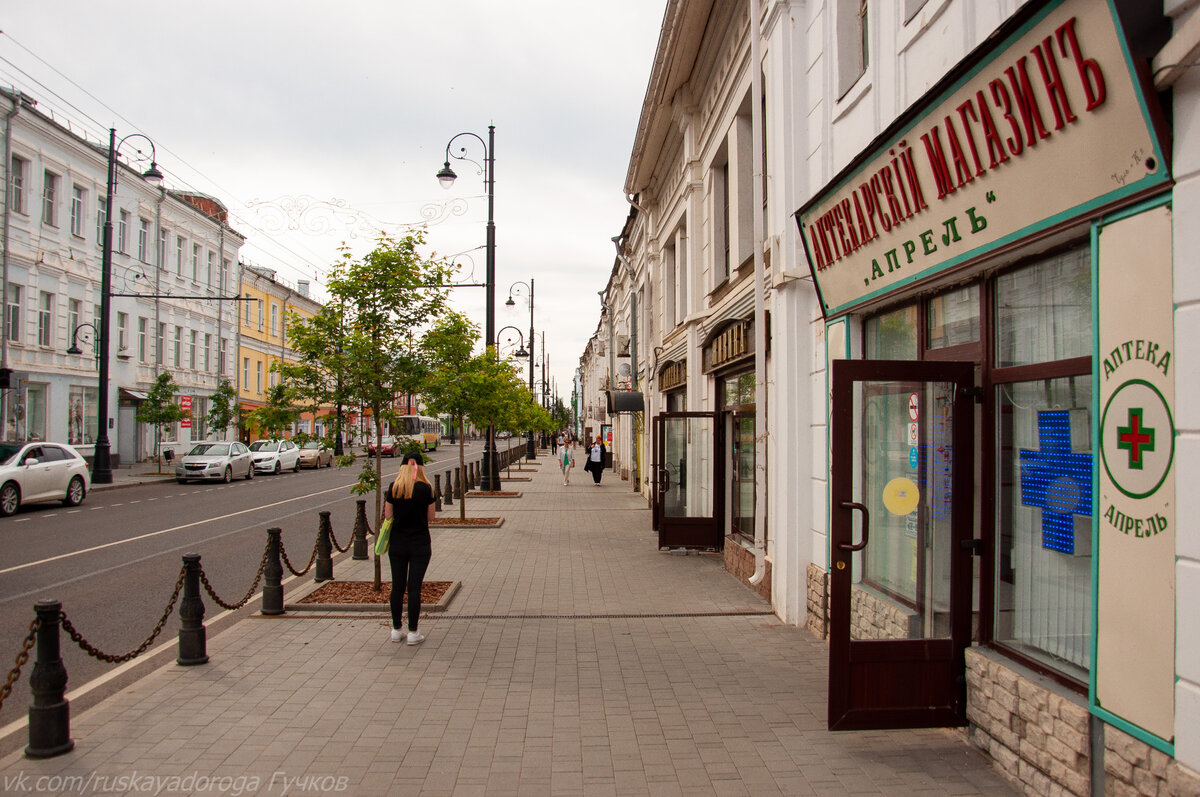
[1094,203,1174,747]
[796,0,1169,317]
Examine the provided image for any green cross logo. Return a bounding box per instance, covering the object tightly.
[1116,407,1154,470]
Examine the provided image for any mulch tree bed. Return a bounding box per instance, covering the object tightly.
[297,580,453,605]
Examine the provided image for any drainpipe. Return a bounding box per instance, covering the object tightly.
[747,0,768,587]
[612,235,640,492]
[152,184,165,462]
[1,95,21,439]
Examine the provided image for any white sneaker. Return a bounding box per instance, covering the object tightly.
[406,631,425,646]
[390,628,404,643]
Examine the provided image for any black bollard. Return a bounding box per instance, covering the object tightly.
[443,470,454,507]
[315,511,333,582]
[262,529,284,616]
[456,467,464,498]
[25,600,73,759]
[434,474,443,511]
[177,554,209,666]
[352,500,369,560]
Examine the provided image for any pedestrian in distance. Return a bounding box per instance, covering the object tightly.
[383,452,435,645]
[551,432,559,456]
[560,438,575,485]
[584,435,606,486]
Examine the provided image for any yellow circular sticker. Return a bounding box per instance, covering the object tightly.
[882,477,920,516]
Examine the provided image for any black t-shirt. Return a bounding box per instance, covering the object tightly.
[385,481,435,536]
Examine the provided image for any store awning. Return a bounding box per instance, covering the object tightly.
[606,391,644,414]
[120,389,149,401]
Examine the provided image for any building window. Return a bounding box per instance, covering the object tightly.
[204,333,212,372]
[36,292,52,347]
[244,294,252,325]
[189,330,197,370]
[270,304,279,337]
[68,385,99,445]
[117,312,129,352]
[9,155,26,215]
[138,317,148,362]
[67,299,81,347]
[158,229,167,268]
[242,357,249,389]
[173,326,182,367]
[118,210,129,254]
[176,236,184,275]
[207,252,214,288]
[192,244,200,282]
[42,170,59,226]
[156,322,165,365]
[138,218,150,262]
[96,197,106,245]
[70,185,86,237]
[837,0,870,96]
[257,300,264,331]
[256,361,263,394]
[7,382,47,441]
[5,284,20,342]
[714,155,730,285]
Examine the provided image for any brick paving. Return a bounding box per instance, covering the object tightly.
[0,456,1014,795]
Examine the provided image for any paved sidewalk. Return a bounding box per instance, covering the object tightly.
[0,455,1014,796]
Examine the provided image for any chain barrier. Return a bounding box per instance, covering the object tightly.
[0,618,38,713]
[60,565,187,664]
[199,546,270,611]
[328,524,351,554]
[280,535,319,577]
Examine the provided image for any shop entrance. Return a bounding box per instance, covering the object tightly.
[828,360,975,730]
[652,412,722,550]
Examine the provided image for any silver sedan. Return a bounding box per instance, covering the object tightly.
[0,441,91,516]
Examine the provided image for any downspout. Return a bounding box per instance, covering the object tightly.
[748,0,768,587]
[2,97,20,439]
[152,183,165,462]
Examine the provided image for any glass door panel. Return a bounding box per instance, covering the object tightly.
[654,413,722,550]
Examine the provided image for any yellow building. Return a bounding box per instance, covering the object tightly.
[236,265,326,441]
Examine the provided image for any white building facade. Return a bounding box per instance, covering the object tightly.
[587,1,1200,793]
[3,89,243,465]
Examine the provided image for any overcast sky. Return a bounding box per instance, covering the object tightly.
[1,1,666,402]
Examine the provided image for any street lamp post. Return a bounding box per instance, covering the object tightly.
[93,129,162,484]
[437,125,500,490]
[505,279,535,460]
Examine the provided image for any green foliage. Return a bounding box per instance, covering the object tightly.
[137,371,188,431]
[245,382,300,439]
[206,380,239,440]
[397,438,426,462]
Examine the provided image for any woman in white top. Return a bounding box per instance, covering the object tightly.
[560,439,574,485]
[585,435,605,486]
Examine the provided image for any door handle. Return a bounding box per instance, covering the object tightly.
[837,501,870,551]
[658,467,671,494]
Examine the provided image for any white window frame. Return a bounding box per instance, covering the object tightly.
[70,184,86,237]
[5,285,21,343]
[67,299,81,345]
[138,317,148,362]
[37,291,53,347]
[117,311,129,351]
[173,325,182,367]
[42,170,59,227]
[118,210,129,254]
[138,218,150,262]
[192,243,200,282]
[9,155,26,215]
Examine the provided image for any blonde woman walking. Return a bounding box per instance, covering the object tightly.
[383,452,435,645]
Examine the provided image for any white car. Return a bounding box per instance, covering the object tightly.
[0,441,91,516]
[249,439,301,474]
[176,441,254,483]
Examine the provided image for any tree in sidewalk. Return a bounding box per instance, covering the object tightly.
[206,380,239,441]
[421,311,480,520]
[245,381,301,440]
[279,233,452,590]
[137,371,190,473]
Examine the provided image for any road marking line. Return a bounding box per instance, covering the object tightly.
[67,510,81,514]
[0,479,373,576]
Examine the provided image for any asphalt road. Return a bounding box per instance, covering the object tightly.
[0,438,516,748]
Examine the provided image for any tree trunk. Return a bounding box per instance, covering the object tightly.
[458,413,467,520]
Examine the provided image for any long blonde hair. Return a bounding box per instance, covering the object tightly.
[391,459,431,499]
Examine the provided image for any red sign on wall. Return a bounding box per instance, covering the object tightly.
[180,395,193,428]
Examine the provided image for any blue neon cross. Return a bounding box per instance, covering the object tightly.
[1018,410,1092,554]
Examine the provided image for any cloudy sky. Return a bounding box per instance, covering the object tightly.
[0,1,667,401]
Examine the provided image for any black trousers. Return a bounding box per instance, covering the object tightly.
[387,534,431,632]
[588,460,603,483]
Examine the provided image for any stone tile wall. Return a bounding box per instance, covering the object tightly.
[806,563,828,639]
[723,538,770,601]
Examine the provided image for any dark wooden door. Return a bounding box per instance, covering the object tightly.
[828,360,975,730]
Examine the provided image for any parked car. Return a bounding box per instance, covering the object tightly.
[249,439,302,474]
[176,441,254,483]
[496,431,512,439]
[298,441,334,469]
[0,441,90,516]
[366,436,397,457]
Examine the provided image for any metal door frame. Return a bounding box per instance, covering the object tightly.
[828,359,975,730]
[652,411,723,550]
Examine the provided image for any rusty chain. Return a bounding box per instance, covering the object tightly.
[61,565,186,664]
[280,535,319,577]
[327,524,351,554]
[199,546,270,611]
[0,618,38,713]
